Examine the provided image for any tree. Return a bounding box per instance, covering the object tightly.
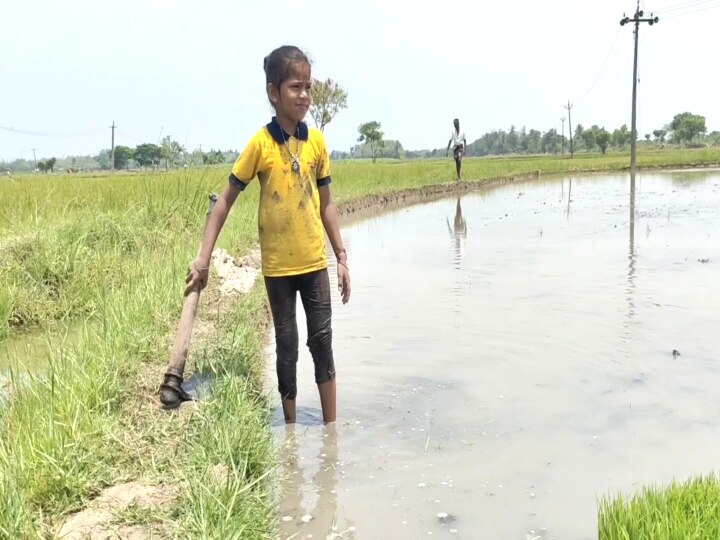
[526,129,542,154]
[670,112,706,145]
[161,136,185,170]
[613,125,630,150]
[574,125,584,150]
[37,161,48,173]
[581,127,596,152]
[652,129,667,144]
[357,121,383,163]
[202,149,225,165]
[595,128,611,155]
[134,143,162,169]
[310,78,348,132]
[96,149,111,170]
[506,125,519,153]
[541,129,558,154]
[46,157,56,172]
[113,145,134,170]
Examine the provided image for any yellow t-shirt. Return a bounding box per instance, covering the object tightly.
[229,118,332,277]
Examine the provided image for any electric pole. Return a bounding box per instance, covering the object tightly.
[31,148,37,168]
[110,121,116,172]
[560,116,566,155]
[565,101,574,158]
[621,1,658,173]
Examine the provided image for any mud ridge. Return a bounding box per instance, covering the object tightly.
[336,172,541,222]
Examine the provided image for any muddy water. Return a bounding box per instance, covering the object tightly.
[1,323,83,397]
[266,169,720,540]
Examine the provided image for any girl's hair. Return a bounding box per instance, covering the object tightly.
[263,45,310,90]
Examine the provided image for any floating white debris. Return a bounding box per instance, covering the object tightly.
[348,527,356,532]
[281,516,293,522]
[418,483,427,488]
[437,512,449,520]
[301,514,313,523]
[402,521,408,525]
[450,529,458,534]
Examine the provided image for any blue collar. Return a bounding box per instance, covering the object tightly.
[266,117,309,144]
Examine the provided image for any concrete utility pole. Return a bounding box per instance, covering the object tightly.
[32,148,37,168]
[621,1,659,173]
[110,121,116,172]
[560,116,566,155]
[565,101,574,158]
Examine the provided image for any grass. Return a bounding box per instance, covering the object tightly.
[0,148,719,537]
[599,474,720,539]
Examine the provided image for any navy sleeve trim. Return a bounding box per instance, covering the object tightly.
[229,173,247,191]
[317,176,332,187]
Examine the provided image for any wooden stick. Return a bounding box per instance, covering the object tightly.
[164,193,217,379]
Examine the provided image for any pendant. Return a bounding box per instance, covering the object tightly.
[291,158,300,173]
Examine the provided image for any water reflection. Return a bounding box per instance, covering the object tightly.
[278,170,720,539]
[277,424,355,540]
[627,172,637,319]
[446,197,467,269]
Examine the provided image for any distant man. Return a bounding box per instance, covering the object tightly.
[446,118,467,180]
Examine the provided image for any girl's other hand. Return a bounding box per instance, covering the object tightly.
[337,263,351,304]
[185,259,210,295]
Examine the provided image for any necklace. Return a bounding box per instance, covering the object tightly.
[280,125,301,174]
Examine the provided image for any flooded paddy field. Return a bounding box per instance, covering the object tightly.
[268,169,720,539]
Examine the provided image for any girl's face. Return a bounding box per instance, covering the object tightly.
[270,62,312,124]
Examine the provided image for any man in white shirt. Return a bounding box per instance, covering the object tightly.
[446,118,467,180]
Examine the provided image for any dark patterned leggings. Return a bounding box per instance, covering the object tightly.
[264,269,335,400]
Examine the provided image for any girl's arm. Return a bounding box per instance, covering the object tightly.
[319,185,351,304]
[185,183,241,294]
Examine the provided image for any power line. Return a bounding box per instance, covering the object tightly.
[579,27,625,100]
[0,125,102,138]
[660,2,720,18]
[655,0,717,14]
[117,130,145,144]
[589,31,649,106]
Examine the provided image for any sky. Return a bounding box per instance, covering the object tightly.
[1,0,719,162]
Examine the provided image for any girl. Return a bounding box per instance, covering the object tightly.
[184,45,351,424]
